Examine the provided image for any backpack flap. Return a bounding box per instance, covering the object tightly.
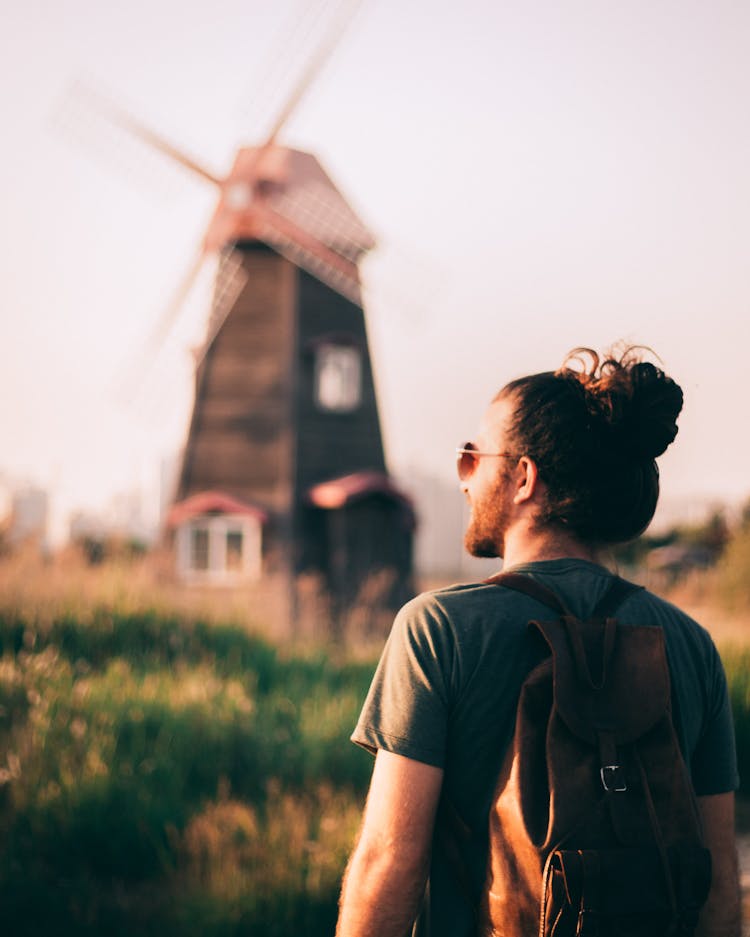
[534,615,671,748]
[529,615,685,850]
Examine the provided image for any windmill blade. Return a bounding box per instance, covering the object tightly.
[147,248,211,353]
[262,0,367,149]
[238,0,367,188]
[193,248,249,368]
[359,239,449,332]
[54,80,189,201]
[66,80,222,188]
[115,246,210,399]
[238,0,334,129]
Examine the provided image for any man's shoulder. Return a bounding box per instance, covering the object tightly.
[405,578,539,612]
[395,578,551,639]
[619,584,696,619]
[619,585,717,653]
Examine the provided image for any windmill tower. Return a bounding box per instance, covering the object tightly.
[82,13,415,623]
[167,145,415,617]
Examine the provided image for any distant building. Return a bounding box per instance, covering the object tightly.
[9,486,49,547]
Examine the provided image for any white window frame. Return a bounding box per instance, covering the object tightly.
[175,513,262,584]
[314,344,362,413]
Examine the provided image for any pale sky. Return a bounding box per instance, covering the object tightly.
[1,0,749,543]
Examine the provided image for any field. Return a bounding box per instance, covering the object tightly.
[0,549,748,936]
[0,551,378,936]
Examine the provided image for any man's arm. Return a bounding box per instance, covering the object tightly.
[696,792,742,937]
[336,749,444,937]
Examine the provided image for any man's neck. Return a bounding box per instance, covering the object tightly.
[501,524,599,569]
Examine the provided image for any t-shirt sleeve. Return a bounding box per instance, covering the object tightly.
[352,593,454,768]
[690,643,739,796]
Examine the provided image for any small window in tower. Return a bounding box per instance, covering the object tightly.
[315,344,361,412]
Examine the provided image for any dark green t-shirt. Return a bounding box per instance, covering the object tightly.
[352,559,738,937]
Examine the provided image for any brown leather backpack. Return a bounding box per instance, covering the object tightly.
[478,571,712,937]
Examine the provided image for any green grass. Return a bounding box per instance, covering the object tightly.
[0,605,375,936]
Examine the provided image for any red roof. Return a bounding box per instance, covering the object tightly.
[306,471,414,512]
[166,491,268,527]
[202,147,375,306]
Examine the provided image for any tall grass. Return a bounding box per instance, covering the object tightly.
[720,644,750,799]
[713,523,750,615]
[0,556,377,936]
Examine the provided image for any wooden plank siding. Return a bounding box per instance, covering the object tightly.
[177,244,296,523]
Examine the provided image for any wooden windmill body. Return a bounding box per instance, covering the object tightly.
[165,144,414,614]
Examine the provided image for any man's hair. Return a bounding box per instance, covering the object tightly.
[498,346,684,544]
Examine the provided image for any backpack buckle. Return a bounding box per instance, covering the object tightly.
[600,765,627,792]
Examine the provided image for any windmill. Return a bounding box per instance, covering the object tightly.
[73,2,415,627]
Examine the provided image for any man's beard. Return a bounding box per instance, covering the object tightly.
[464,476,512,559]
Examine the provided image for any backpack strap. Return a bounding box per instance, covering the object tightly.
[485,569,643,621]
[484,570,571,615]
[486,571,644,691]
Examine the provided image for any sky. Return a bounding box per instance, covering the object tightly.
[1,0,750,544]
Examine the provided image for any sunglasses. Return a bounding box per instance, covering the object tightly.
[456,442,517,481]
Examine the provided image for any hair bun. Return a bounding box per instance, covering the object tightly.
[562,348,684,462]
[624,361,683,459]
[503,345,685,543]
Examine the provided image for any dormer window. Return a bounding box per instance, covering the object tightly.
[314,343,362,412]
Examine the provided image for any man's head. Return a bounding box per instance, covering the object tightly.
[461,346,684,557]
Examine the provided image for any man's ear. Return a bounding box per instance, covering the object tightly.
[512,456,539,505]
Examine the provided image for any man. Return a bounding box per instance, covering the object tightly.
[336,347,741,937]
